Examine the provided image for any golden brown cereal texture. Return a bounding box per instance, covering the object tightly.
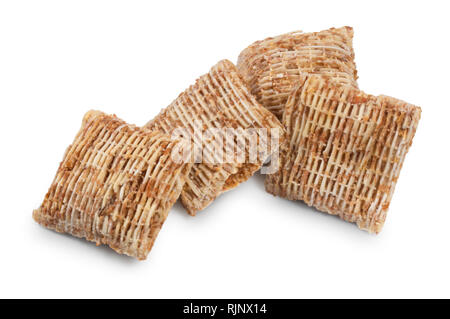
[265,75,421,233]
[237,26,358,119]
[145,59,285,216]
[33,111,192,260]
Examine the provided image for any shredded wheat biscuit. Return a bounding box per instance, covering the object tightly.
[265,75,421,233]
[145,60,284,216]
[33,111,192,260]
[237,26,358,119]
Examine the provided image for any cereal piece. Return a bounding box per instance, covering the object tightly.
[145,60,284,215]
[33,111,192,260]
[265,75,421,233]
[237,26,358,118]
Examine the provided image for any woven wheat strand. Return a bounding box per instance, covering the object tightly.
[237,26,358,119]
[33,111,192,260]
[145,59,284,216]
[265,75,421,233]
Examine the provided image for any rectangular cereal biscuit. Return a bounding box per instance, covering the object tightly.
[145,60,284,215]
[33,111,192,260]
[237,26,358,119]
[265,75,421,233]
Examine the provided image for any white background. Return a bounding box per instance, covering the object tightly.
[1,0,449,299]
